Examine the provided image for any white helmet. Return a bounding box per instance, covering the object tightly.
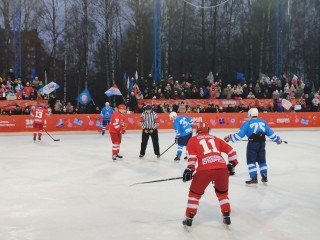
[169,111,177,120]
[248,108,259,118]
[105,102,110,107]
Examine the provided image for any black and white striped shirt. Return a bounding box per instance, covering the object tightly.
[140,111,160,129]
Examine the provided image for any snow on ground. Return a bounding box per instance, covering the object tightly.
[0,129,319,240]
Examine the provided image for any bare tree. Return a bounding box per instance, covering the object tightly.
[40,0,63,82]
[0,0,11,71]
[210,0,218,75]
[21,0,39,31]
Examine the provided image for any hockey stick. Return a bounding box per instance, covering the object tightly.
[240,139,288,144]
[43,129,60,141]
[158,142,176,158]
[130,177,183,187]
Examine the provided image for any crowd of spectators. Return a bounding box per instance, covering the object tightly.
[1,69,320,115]
[126,73,320,113]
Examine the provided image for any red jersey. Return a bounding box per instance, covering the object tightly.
[31,107,48,124]
[186,133,238,172]
[23,86,34,97]
[109,111,125,133]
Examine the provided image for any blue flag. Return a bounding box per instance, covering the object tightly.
[31,68,36,80]
[77,88,92,106]
[123,72,127,82]
[236,72,244,80]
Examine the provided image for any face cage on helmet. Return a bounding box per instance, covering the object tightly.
[196,127,209,134]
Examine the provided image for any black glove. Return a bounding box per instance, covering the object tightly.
[182,168,194,182]
[227,162,236,176]
[175,137,179,143]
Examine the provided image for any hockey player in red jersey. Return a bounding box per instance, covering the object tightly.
[182,122,238,229]
[30,104,51,141]
[109,104,127,160]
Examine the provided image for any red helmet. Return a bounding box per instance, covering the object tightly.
[118,104,127,110]
[197,122,210,134]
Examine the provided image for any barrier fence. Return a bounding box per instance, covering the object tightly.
[1,112,319,133]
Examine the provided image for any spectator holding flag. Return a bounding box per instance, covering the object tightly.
[105,84,126,105]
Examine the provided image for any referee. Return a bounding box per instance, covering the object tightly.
[139,105,160,158]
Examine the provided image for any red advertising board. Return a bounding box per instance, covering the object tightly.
[0,112,319,133]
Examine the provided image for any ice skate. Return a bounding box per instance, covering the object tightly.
[33,136,36,142]
[245,177,258,184]
[182,212,194,231]
[139,154,144,158]
[112,155,117,160]
[157,155,160,158]
[38,136,41,141]
[102,130,105,135]
[174,155,181,162]
[261,173,268,183]
[184,156,188,160]
[223,211,231,229]
[116,155,123,158]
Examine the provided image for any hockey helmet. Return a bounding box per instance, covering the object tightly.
[197,122,210,134]
[169,111,177,120]
[248,108,259,118]
[145,105,152,111]
[118,104,127,111]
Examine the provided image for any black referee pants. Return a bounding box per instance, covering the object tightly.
[140,129,160,156]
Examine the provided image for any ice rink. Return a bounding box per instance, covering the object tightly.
[1,129,319,240]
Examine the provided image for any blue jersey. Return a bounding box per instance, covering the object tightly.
[100,107,114,120]
[230,118,280,143]
[173,116,193,137]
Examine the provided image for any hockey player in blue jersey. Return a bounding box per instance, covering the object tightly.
[224,108,282,184]
[99,102,114,135]
[169,111,194,161]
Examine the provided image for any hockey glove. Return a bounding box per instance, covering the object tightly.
[276,138,282,144]
[224,134,232,142]
[182,168,194,182]
[121,127,126,134]
[175,137,179,143]
[227,162,236,176]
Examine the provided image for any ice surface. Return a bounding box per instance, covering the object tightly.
[0,129,319,240]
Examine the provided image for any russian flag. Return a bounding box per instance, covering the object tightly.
[105,84,123,97]
[236,72,244,80]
